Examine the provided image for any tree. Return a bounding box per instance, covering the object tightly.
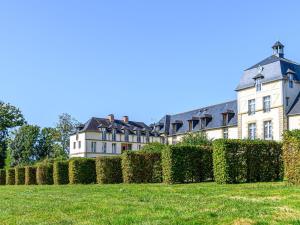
[179,132,212,146]
[0,101,25,168]
[36,127,60,160]
[56,113,79,155]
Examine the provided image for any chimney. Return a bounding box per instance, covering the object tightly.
[107,114,114,122]
[123,116,129,123]
[272,41,284,58]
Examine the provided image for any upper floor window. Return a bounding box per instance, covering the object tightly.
[102,142,107,153]
[112,129,117,141]
[223,128,228,139]
[91,142,96,152]
[255,78,262,91]
[264,121,273,140]
[286,97,290,107]
[200,118,206,129]
[112,143,117,154]
[78,141,81,149]
[137,131,141,143]
[288,74,294,88]
[263,96,271,112]
[172,124,177,134]
[248,99,255,115]
[124,130,129,142]
[73,142,76,149]
[222,114,228,126]
[248,123,256,140]
[188,120,193,131]
[146,131,150,143]
[102,130,107,141]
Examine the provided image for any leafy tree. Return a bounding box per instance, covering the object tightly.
[56,113,79,155]
[36,127,60,160]
[0,101,25,168]
[179,132,212,146]
[140,142,166,153]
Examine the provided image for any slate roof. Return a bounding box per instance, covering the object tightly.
[157,100,237,135]
[77,117,156,135]
[288,92,300,116]
[236,55,300,91]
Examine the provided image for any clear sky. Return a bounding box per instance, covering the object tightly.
[1,1,300,127]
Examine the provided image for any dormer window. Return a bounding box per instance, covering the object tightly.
[222,114,228,126]
[288,74,294,88]
[255,78,262,91]
[112,129,117,141]
[200,114,211,129]
[188,120,193,132]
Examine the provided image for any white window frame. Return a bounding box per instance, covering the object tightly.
[255,78,262,91]
[264,121,273,140]
[112,143,117,154]
[288,74,294,88]
[102,142,107,153]
[248,123,256,140]
[223,128,228,139]
[91,142,96,153]
[248,99,256,115]
[263,96,271,113]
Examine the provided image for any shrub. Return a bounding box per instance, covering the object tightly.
[36,164,53,185]
[53,161,69,185]
[213,139,283,184]
[179,132,212,146]
[283,130,300,184]
[140,142,166,153]
[15,167,25,185]
[69,158,96,184]
[6,168,15,185]
[122,151,162,183]
[0,169,6,185]
[96,156,122,184]
[162,145,213,184]
[25,166,37,185]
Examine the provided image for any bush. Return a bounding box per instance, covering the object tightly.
[15,167,25,185]
[122,151,162,183]
[283,130,300,184]
[140,142,166,153]
[25,166,37,185]
[162,145,213,184]
[69,158,96,184]
[213,139,283,184]
[6,168,15,185]
[0,169,6,185]
[36,164,53,185]
[53,161,69,185]
[96,156,122,184]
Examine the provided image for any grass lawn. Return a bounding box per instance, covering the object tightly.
[0,182,299,225]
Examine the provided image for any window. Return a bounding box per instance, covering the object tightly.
[172,124,177,134]
[289,74,294,88]
[286,97,289,107]
[124,130,129,142]
[73,142,76,149]
[222,114,228,126]
[255,78,262,91]
[112,129,116,141]
[188,121,193,131]
[91,142,96,152]
[138,145,141,150]
[264,121,273,140]
[102,142,107,153]
[248,123,256,140]
[263,96,271,112]
[112,143,117,154]
[146,131,150,143]
[137,131,141,143]
[248,99,255,115]
[223,128,228,139]
[200,119,206,129]
[78,141,81,149]
[102,130,107,141]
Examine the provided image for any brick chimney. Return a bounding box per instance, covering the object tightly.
[123,116,129,123]
[107,114,114,122]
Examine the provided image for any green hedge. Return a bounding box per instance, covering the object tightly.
[283,130,300,184]
[69,158,96,184]
[0,169,6,185]
[53,161,69,185]
[162,145,213,184]
[6,168,15,185]
[213,139,283,184]
[36,164,53,185]
[96,156,122,184]
[15,167,25,185]
[25,166,37,185]
[122,151,162,183]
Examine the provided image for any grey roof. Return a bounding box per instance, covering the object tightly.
[288,93,300,116]
[236,55,300,91]
[157,100,237,135]
[77,117,156,135]
[272,41,284,48]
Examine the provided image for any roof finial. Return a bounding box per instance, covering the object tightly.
[272,41,284,58]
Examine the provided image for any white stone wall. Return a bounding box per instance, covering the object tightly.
[288,115,300,130]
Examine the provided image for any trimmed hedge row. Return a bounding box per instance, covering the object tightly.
[36,164,53,185]
[69,158,96,184]
[162,145,213,184]
[122,151,162,183]
[283,130,300,184]
[0,169,5,185]
[53,161,69,185]
[96,156,122,184]
[25,166,37,185]
[15,167,25,185]
[6,168,15,185]
[213,139,283,184]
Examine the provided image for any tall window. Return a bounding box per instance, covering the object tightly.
[255,78,262,91]
[222,114,228,126]
[248,123,256,140]
[91,142,96,152]
[286,97,289,107]
[200,119,206,129]
[112,129,116,141]
[289,74,294,88]
[264,121,272,140]
[112,143,117,154]
[146,131,150,143]
[172,124,177,134]
[78,141,81,149]
[223,128,228,139]
[137,131,141,143]
[73,142,76,149]
[102,130,107,141]
[248,99,255,115]
[188,121,193,131]
[263,96,271,112]
[102,142,107,153]
[124,130,129,142]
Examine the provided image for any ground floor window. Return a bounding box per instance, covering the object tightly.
[73,142,76,149]
[112,143,117,154]
[102,142,107,153]
[91,142,96,152]
[248,123,256,140]
[223,128,228,139]
[78,141,81,149]
[264,121,273,140]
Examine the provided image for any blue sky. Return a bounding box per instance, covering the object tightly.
[1,1,300,127]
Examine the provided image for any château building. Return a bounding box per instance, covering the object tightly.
[70,41,300,157]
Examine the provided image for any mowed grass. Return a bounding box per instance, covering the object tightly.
[0,182,299,225]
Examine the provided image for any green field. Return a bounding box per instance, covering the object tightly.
[0,182,299,225]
